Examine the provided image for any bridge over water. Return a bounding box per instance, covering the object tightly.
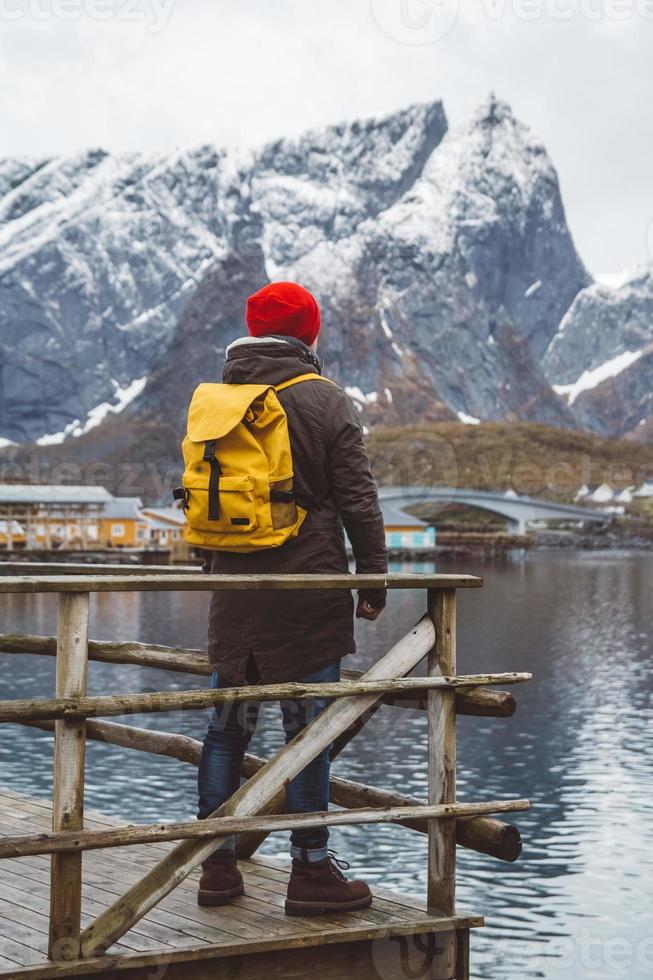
[379,486,612,536]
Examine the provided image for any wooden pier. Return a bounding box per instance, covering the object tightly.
[0,570,531,979]
[0,788,483,980]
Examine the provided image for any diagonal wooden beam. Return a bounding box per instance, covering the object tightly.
[24,721,523,863]
[236,696,383,860]
[80,616,436,957]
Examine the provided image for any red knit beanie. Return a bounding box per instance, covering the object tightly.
[246,282,321,347]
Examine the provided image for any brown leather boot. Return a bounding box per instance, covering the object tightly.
[197,852,244,906]
[285,851,372,916]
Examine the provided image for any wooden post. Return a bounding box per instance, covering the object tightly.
[49,592,89,962]
[427,588,457,917]
[45,510,53,551]
[25,509,34,549]
[455,927,471,979]
[80,507,88,552]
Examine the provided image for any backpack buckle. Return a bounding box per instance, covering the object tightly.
[203,440,217,461]
[172,487,189,510]
[270,489,295,503]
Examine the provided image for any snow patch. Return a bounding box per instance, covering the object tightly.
[0,437,15,448]
[553,350,644,405]
[457,411,481,425]
[345,386,378,405]
[384,387,393,404]
[594,269,638,290]
[36,377,147,446]
[524,280,541,297]
[379,309,394,339]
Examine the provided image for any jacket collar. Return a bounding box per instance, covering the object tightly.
[223,335,322,386]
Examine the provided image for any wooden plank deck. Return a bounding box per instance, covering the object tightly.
[0,788,482,979]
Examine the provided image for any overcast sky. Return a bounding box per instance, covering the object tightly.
[1,0,651,273]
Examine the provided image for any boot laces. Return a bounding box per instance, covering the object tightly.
[326,850,350,881]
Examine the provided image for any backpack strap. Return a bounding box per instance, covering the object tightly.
[274,373,337,512]
[275,373,337,393]
[202,440,222,521]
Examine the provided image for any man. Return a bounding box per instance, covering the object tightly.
[197,281,388,916]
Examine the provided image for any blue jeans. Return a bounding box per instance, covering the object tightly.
[197,660,340,863]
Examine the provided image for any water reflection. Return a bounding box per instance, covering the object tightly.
[0,552,652,979]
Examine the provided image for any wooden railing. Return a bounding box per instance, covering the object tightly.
[0,570,531,967]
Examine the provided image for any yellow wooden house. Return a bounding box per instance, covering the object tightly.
[96,497,147,548]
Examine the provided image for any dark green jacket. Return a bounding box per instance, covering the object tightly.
[205,337,388,683]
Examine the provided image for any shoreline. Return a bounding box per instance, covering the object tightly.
[1,531,652,572]
[386,529,653,560]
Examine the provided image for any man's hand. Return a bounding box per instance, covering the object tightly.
[356,598,383,621]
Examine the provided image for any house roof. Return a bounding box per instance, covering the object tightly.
[0,484,114,505]
[380,502,429,528]
[100,497,144,520]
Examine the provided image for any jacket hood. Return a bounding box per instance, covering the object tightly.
[223,336,323,387]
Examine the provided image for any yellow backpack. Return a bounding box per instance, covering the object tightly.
[174,373,335,553]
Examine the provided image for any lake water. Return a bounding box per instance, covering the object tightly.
[1,551,652,979]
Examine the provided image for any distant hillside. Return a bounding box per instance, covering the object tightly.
[3,419,651,506]
[366,422,653,502]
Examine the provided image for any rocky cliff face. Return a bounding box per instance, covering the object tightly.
[543,268,653,440]
[0,145,252,442]
[262,96,585,430]
[0,94,647,453]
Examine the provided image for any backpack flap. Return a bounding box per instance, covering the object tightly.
[182,383,271,537]
[186,383,270,443]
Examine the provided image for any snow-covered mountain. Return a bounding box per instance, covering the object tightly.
[0,145,251,442]
[543,268,653,440]
[256,96,586,429]
[0,94,648,449]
